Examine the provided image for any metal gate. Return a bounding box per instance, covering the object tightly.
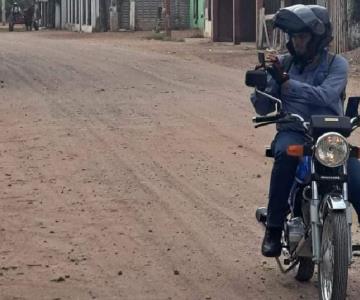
[119,0,130,29]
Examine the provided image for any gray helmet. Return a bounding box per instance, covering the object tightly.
[273,5,333,56]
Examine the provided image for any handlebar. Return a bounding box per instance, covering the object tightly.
[252,82,359,133]
[252,90,308,129]
[253,113,308,131]
[253,113,305,124]
[252,114,284,124]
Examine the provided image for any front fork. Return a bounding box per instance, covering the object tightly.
[310,162,353,263]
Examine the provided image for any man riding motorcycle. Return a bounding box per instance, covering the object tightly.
[11,2,22,15]
[250,4,360,258]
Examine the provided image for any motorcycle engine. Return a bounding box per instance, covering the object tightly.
[285,217,305,253]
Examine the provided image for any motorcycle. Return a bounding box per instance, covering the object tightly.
[8,4,39,32]
[245,55,360,300]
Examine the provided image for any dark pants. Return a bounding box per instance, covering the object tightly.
[267,131,360,228]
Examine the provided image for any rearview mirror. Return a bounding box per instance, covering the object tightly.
[245,70,267,91]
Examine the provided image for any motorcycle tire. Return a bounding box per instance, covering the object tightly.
[318,211,349,300]
[295,256,315,282]
[9,23,14,32]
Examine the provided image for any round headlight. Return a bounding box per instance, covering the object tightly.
[315,133,349,168]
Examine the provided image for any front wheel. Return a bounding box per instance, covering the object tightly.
[33,21,39,31]
[318,212,349,300]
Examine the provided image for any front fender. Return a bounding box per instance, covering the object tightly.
[325,194,347,210]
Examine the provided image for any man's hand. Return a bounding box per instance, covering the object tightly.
[267,56,290,85]
[266,53,278,63]
[254,64,264,70]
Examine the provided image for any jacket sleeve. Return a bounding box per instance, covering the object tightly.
[280,55,348,113]
[250,75,279,116]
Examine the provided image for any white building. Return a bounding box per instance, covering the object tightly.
[38,0,103,32]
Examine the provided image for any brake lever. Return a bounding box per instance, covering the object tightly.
[254,121,276,128]
[351,116,360,130]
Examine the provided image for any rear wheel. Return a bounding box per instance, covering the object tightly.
[9,22,14,31]
[318,212,349,300]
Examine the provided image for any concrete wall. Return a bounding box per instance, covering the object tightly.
[204,2,211,38]
[348,0,360,50]
[203,0,212,38]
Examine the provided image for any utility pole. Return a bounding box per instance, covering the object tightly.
[163,0,171,37]
[2,0,5,25]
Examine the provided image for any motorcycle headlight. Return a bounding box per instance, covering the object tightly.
[315,133,349,168]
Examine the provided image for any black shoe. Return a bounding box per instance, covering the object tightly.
[261,227,282,257]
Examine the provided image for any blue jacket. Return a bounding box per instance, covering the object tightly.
[251,50,349,132]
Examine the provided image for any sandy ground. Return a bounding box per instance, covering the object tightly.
[0,30,360,300]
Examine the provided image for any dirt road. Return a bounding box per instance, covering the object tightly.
[0,31,360,300]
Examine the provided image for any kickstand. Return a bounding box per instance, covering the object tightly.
[353,245,360,258]
[352,244,360,252]
[275,257,299,274]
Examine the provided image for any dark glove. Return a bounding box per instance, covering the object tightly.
[267,58,289,85]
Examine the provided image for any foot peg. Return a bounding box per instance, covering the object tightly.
[256,207,267,225]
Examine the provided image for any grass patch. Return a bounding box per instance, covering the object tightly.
[0,26,26,32]
[146,32,168,40]
[188,32,204,38]
[146,32,184,42]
